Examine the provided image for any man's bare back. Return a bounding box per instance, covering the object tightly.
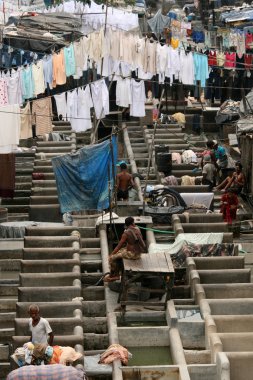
[117,172,133,191]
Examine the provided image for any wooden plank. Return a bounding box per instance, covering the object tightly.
[156,252,170,273]
[164,252,175,273]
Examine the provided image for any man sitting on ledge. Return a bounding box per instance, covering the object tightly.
[105,217,146,282]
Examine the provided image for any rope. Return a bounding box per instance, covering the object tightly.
[136,225,175,234]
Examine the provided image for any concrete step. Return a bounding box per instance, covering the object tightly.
[83,333,109,350]
[36,147,73,154]
[36,141,72,147]
[13,190,31,197]
[29,205,61,223]
[7,213,29,222]
[32,166,54,173]
[81,260,102,272]
[32,180,56,187]
[30,196,58,205]
[83,317,107,334]
[34,159,52,166]
[81,238,101,248]
[1,197,30,205]
[24,236,79,248]
[35,153,68,159]
[31,187,57,196]
[25,226,96,238]
[3,205,30,213]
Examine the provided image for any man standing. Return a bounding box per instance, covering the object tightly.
[116,162,135,201]
[105,217,146,282]
[28,304,54,345]
[202,155,216,190]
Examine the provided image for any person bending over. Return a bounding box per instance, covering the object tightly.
[215,163,245,194]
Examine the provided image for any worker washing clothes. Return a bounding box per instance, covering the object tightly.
[202,155,216,190]
[28,304,54,346]
[220,189,239,224]
[215,162,245,194]
[116,162,135,201]
[212,140,228,180]
[104,217,146,282]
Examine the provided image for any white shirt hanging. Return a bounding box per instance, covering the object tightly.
[91,79,109,119]
[130,79,146,117]
[116,77,132,108]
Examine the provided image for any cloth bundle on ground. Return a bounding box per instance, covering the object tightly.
[7,364,85,380]
[52,136,117,213]
[182,150,198,164]
[149,233,224,255]
[162,175,178,186]
[171,242,235,268]
[11,343,82,367]
[172,112,186,125]
[181,175,195,186]
[99,344,131,366]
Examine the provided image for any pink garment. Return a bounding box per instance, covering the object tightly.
[224,52,236,68]
[99,344,129,365]
[245,33,253,49]
[172,152,182,164]
[0,78,9,105]
[59,346,83,365]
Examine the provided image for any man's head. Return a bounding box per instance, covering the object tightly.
[206,140,214,149]
[120,163,127,171]
[203,155,211,163]
[236,162,242,173]
[125,216,135,227]
[29,304,40,322]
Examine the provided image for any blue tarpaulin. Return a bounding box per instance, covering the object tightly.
[52,136,117,213]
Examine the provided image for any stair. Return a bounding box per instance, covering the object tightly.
[29,123,75,222]
[2,153,35,222]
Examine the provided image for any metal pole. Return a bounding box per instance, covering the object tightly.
[142,88,165,215]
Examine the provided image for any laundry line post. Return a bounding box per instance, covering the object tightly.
[142,88,165,216]
[91,74,115,144]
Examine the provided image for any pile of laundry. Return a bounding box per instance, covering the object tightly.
[11,342,82,367]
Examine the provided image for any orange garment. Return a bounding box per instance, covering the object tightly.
[49,346,62,364]
[52,51,66,88]
[171,37,179,49]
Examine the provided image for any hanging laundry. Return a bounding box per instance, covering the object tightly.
[116,78,132,108]
[0,104,20,153]
[74,86,93,132]
[0,78,9,105]
[32,98,52,136]
[0,153,15,198]
[67,89,78,132]
[20,102,32,140]
[224,52,236,69]
[179,50,195,86]
[22,66,34,100]
[43,55,53,89]
[130,79,146,117]
[54,93,67,120]
[6,70,22,105]
[32,61,45,97]
[91,79,109,119]
[193,53,209,88]
[64,43,76,77]
[52,51,66,88]
[73,39,86,79]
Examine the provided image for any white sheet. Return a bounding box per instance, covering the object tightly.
[180,193,214,209]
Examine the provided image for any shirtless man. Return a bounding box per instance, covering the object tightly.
[116,162,135,201]
[105,216,146,282]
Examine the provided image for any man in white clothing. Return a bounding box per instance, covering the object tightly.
[28,304,54,345]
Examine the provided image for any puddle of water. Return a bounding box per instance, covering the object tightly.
[127,346,172,366]
[118,320,167,327]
